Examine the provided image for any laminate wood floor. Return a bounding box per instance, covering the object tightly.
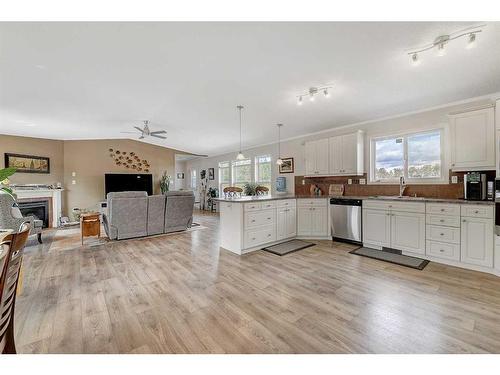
[14,210,500,353]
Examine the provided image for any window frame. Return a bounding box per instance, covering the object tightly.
[231,158,252,191]
[218,161,231,195]
[254,154,272,189]
[190,169,197,190]
[369,128,446,184]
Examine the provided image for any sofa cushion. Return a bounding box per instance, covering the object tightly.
[107,191,148,200]
[147,195,166,236]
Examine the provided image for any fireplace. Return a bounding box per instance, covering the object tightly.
[18,200,50,228]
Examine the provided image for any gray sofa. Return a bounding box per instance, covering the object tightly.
[103,191,195,240]
[0,192,43,243]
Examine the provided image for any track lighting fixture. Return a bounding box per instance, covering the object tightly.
[406,24,484,66]
[296,85,333,105]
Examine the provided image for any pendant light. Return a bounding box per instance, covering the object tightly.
[276,123,284,165]
[236,105,245,160]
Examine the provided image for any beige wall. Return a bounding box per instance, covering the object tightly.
[63,139,175,214]
[0,134,65,185]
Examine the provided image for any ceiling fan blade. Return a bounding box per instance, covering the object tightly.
[150,130,167,135]
[120,131,139,134]
[134,126,144,133]
[152,134,167,139]
[139,135,145,139]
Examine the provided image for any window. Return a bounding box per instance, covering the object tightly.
[218,161,230,195]
[190,169,197,190]
[255,155,272,190]
[231,159,251,191]
[371,129,443,182]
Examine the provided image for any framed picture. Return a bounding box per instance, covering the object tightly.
[208,168,215,180]
[176,172,185,179]
[4,153,50,174]
[279,157,294,174]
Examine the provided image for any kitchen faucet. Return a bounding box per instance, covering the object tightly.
[399,176,407,197]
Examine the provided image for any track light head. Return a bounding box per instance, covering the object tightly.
[466,33,477,49]
[297,96,303,105]
[323,88,330,98]
[410,52,420,66]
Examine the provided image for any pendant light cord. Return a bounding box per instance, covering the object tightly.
[239,107,242,153]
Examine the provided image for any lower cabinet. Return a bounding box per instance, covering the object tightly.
[362,208,391,248]
[391,211,426,255]
[277,207,296,240]
[461,216,494,267]
[297,199,328,237]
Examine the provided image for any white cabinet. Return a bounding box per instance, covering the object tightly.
[305,138,329,175]
[277,206,296,240]
[362,208,391,248]
[449,107,495,170]
[297,199,328,237]
[328,131,364,175]
[461,216,494,267]
[362,200,425,254]
[391,211,426,255]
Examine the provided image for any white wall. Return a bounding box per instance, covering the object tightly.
[174,160,187,190]
[186,95,497,195]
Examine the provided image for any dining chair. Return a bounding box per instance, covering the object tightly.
[0,222,30,354]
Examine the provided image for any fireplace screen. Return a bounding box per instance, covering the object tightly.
[17,200,50,228]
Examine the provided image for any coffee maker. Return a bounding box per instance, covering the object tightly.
[464,172,487,201]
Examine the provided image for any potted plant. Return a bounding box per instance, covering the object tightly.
[0,167,17,196]
[159,172,172,194]
[243,182,258,196]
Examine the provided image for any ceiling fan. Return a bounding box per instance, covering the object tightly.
[121,120,167,139]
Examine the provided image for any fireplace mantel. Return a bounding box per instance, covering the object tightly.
[13,189,63,228]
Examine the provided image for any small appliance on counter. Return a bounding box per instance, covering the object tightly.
[464,172,487,201]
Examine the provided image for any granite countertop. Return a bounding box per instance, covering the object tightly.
[213,194,495,205]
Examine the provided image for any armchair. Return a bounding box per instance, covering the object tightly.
[0,192,43,243]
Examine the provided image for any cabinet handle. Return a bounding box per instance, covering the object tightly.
[462,219,466,222]
[251,219,256,222]
[439,249,445,252]
[440,233,444,236]
[267,217,271,220]
[267,234,272,237]
[440,208,445,212]
[252,237,256,240]
[440,219,445,222]
[474,210,479,214]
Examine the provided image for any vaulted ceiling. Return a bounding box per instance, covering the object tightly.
[1,22,500,155]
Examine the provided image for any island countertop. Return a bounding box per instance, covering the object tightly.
[212,194,495,205]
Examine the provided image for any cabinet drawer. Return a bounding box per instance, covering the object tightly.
[460,204,494,219]
[426,240,460,261]
[245,210,276,228]
[260,201,277,210]
[297,198,328,207]
[389,201,425,214]
[244,226,276,248]
[277,199,296,208]
[426,203,461,216]
[363,200,391,211]
[426,225,460,244]
[244,202,261,211]
[426,214,460,228]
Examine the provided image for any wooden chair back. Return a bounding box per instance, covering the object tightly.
[0,222,30,354]
[223,186,243,198]
[255,186,269,195]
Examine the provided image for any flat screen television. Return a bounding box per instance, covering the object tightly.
[104,173,153,197]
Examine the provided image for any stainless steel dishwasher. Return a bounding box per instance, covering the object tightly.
[330,198,362,244]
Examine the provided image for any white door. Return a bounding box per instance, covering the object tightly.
[297,207,312,236]
[450,107,495,169]
[341,133,358,174]
[286,208,297,238]
[310,207,328,236]
[461,217,494,267]
[362,209,391,248]
[390,212,426,254]
[305,141,316,175]
[329,136,342,174]
[315,139,330,175]
[277,208,287,240]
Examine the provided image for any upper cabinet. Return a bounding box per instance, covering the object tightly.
[329,131,364,175]
[305,130,364,176]
[305,138,329,175]
[449,107,495,170]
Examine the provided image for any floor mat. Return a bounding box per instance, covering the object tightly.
[262,239,315,256]
[350,247,429,270]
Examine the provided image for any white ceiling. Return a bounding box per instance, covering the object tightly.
[1,22,500,156]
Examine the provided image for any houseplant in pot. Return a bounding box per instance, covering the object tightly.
[0,167,17,197]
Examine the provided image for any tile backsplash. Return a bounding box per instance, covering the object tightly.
[294,170,496,199]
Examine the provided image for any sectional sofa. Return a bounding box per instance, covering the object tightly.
[103,190,195,240]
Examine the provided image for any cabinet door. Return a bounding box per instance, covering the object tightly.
[391,212,426,254]
[315,139,330,174]
[450,107,495,169]
[286,208,297,238]
[297,207,312,236]
[277,208,287,240]
[341,133,358,174]
[328,136,342,174]
[362,209,391,248]
[461,217,494,267]
[310,207,328,236]
[305,141,316,175]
